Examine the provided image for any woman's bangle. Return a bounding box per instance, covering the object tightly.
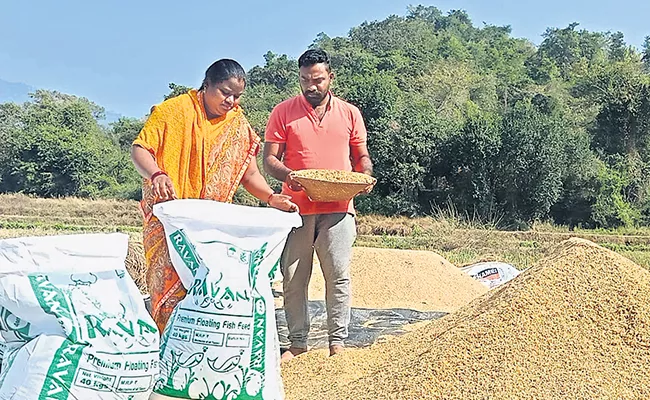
[150,170,167,181]
[267,193,275,204]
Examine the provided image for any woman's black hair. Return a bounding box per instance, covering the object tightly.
[199,59,246,90]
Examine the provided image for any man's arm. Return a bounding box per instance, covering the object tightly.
[349,105,372,176]
[263,142,291,182]
[351,144,374,194]
[263,142,303,191]
[351,144,373,176]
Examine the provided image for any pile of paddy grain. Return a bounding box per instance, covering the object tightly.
[307,247,488,312]
[283,238,650,399]
[126,239,147,294]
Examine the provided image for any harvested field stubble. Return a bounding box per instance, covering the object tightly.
[282,238,650,399]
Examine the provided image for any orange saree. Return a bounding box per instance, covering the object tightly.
[133,89,260,333]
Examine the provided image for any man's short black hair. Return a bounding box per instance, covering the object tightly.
[298,48,330,71]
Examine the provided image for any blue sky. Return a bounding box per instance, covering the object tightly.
[1,0,648,118]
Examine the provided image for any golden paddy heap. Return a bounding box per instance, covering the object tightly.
[282,238,650,400]
[307,247,488,312]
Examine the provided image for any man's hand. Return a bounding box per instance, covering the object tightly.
[360,175,376,195]
[360,183,375,195]
[285,171,304,192]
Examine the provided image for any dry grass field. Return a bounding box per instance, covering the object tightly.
[1,193,649,275]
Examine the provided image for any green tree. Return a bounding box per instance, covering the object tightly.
[575,62,650,157]
[243,52,299,134]
[0,91,139,199]
[527,23,608,83]
[248,52,298,90]
[109,117,145,151]
[164,83,193,100]
[608,31,629,62]
[494,102,568,224]
[590,157,643,228]
[642,36,650,71]
[442,112,501,219]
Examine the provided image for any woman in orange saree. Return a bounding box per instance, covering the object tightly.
[130,59,297,333]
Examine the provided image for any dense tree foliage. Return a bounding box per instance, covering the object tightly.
[0,91,141,199]
[1,6,649,229]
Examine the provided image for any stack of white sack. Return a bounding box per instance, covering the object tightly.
[0,233,159,400]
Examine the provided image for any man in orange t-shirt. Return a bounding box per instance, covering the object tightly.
[264,49,374,362]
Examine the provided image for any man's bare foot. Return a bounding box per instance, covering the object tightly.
[280,347,307,364]
[329,344,344,356]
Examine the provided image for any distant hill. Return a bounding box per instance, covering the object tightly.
[0,78,122,125]
[0,79,33,104]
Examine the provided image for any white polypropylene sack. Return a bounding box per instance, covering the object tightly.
[152,199,302,400]
[0,334,159,399]
[0,335,5,374]
[0,233,159,400]
[460,261,522,289]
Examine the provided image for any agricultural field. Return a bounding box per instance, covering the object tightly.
[2,193,650,273]
[3,194,650,399]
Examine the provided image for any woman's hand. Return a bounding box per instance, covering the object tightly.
[268,193,299,213]
[152,173,177,201]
